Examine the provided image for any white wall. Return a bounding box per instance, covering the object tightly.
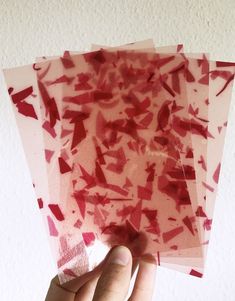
[0,0,235,300]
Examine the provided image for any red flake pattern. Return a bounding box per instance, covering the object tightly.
[189,269,203,278]
[10,86,33,104]
[213,163,221,184]
[16,101,38,119]
[82,232,96,246]
[47,216,58,236]
[57,240,85,268]
[162,226,184,243]
[37,198,43,209]
[182,216,195,235]
[48,204,65,221]
[58,157,72,174]
[45,149,54,163]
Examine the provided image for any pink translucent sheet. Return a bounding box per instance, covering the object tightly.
[3,43,234,283]
[55,49,203,282]
[36,41,204,278]
[3,48,203,283]
[93,44,235,276]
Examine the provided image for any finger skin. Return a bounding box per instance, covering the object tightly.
[128,261,156,301]
[75,274,100,301]
[45,262,104,301]
[92,246,132,301]
[45,279,75,301]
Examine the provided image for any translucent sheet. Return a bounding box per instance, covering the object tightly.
[3,41,234,283]
[58,48,202,280]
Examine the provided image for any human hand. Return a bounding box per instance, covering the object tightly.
[45,246,156,301]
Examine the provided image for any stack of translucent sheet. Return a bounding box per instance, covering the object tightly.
[3,40,235,283]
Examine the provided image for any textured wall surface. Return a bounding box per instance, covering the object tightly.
[0,0,235,300]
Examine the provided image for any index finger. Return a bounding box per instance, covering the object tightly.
[128,261,157,301]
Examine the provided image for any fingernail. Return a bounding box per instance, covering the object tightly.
[108,246,131,266]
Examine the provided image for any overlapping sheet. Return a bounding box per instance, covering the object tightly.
[3,40,234,283]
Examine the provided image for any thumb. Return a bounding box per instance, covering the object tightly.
[92,246,132,301]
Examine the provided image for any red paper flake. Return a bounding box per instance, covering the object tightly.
[16,101,38,119]
[38,81,60,127]
[96,148,106,166]
[117,205,134,220]
[182,216,194,235]
[58,157,72,174]
[143,208,160,235]
[196,206,207,217]
[213,163,221,184]
[105,183,129,196]
[82,232,96,247]
[177,44,183,52]
[47,215,58,236]
[42,121,56,138]
[123,177,133,190]
[106,147,127,174]
[88,193,109,206]
[188,104,199,117]
[47,75,74,85]
[160,78,175,97]
[63,269,77,278]
[139,112,153,127]
[48,204,65,221]
[93,90,113,102]
[202,182,214,192]
[75,81,92,91]
[189,269,203,278]
[33,63,41,71]
[10,86,33,104]
[73,190,86,219]
[185,68,195,82]
[74,219,82,228]
[157,251,161,265]
[216,61,235,67]
[137,184,153,200]
[154,136,169,146]
[145,163,156,182]
[45,149,54,163]
[79,164,96,188]
[216,74,234,97]
[172,72,180,94]
[129,201,142,231]
[172,116,208,139]
[158,176,191,205]
[64,92,93,105]
[71,121,86,150]
[95,162,107,184]
[155,56,175,68]
[37,198,43,209]
[60,51,75,69]
[168,217,176,221]
[94,206,106,227]
[186,148,193,158]
[157,101,170,131]
[203,218,212,231]
[198,155,207,171]
[162,226,184,243]
[198,74,209,85]
[167,165,195,180]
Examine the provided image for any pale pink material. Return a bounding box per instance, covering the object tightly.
[3,40,234,284]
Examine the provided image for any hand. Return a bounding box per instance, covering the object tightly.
[45,246,156,301]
